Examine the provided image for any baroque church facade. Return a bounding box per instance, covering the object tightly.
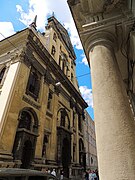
[0,16,87,179]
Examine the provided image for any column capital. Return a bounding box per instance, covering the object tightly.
[84,31,117,57]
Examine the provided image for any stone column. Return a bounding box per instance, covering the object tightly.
[88,36,135,180]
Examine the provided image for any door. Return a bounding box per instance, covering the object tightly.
[21,140,32,169]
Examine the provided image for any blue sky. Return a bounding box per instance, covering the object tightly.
[0,0,94,119]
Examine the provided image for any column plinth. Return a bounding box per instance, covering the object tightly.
[89,42,135,180]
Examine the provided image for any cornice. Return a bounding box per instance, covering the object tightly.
[81,11,133,33]
[68,0,130,33]
[0,28,29,56]
[0,48,27,66]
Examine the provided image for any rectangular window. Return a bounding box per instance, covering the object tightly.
[47,90,53,111]
[26,67,41,100]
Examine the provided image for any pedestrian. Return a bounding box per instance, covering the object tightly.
[85,170,89,180]
[51,169,56,176]
[95,169,99,180]
[91,171,97,180]
[60,169,64,180]
[89,170,93,180]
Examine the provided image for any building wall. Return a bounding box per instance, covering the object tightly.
[0,17,87,179]
[83,110,98,170]
[39,23,78,90]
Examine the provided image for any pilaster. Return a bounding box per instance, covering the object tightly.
[48,90,59,163]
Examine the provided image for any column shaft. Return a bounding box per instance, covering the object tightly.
[90,45,135,180]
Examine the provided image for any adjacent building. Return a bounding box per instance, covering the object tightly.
[68,0,135,180]
[83,111,97,171]
[0,16,87,179]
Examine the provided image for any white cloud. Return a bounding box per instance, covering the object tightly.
[77,54,89,66]
[79,86,93,108]
[0,22,15,41]
[82,57,88,66]
[64,22,83,50]
[16,0,83,49]
[81,54,88,66]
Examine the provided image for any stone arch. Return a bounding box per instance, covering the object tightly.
[18,107,39,133]
[12,107,39,167]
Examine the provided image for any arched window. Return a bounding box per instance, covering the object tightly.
[79,139,84,165]
[51,45,56,56]
[61,111,66,127]
[12,108,38,167]
[18,111,32,130]
[0,67,6,84]
[59,109,70,129]
[53,32,57,42]
[58,108,70,129]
